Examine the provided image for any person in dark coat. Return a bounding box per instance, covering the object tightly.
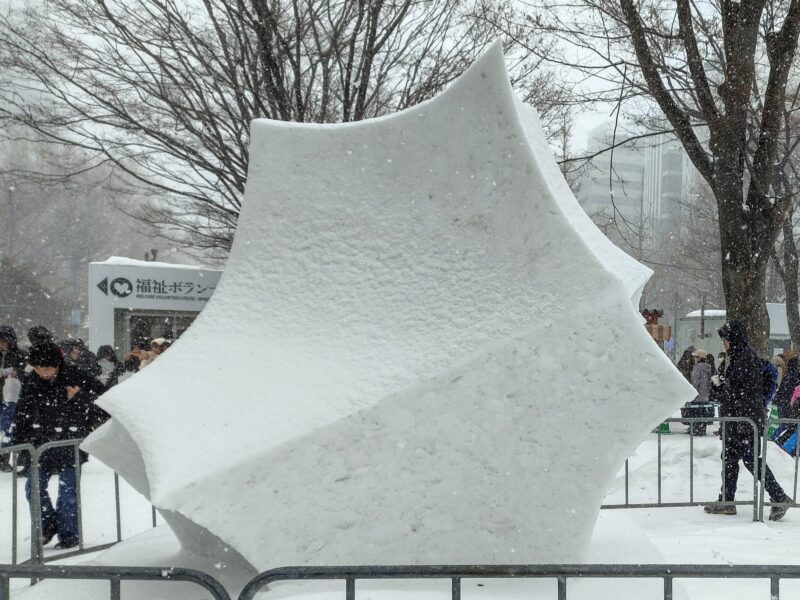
[61,339,101,378]
[0,325,27,472]
[10,343,108,548]
[27,325,54,349]
[96,345,125,389]
[706,353,717,376]
[704,320,792,520]
[774,354,800,420]
[677,347,696,382]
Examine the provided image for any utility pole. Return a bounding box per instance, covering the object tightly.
[700,292,707,338]
[5,186,15,259]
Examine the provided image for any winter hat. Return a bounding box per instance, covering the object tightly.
[61,338,81,350]
[0,325,16,342]
[691,349,707,359]
[27,325,54,347]
[97,345,117,362]
[717,319,748,348]
[27,343,64,368]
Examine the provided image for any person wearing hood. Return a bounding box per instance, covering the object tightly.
[9,342,108,549]
[704,320,792,520]
[27,325,54,349]
[0,325,27,473]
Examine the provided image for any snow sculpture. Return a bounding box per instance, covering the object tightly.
[83,42,694,570]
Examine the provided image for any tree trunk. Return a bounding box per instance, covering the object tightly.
[782,213,800,349]
[716,158,771,355]
[721,256,770,355]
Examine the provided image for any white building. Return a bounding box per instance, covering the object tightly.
[88,257,222,353]
[578,122,697,253]
[579,121,646,229]
[643,133,697,238]
[676,304,796,359]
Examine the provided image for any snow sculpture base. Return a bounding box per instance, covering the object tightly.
[84,42,694,570]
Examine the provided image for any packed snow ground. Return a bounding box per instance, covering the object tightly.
[3,422,800,599]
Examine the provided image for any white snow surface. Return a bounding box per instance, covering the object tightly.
[82,42,694,571]
[93,256,210,270]
[685,310,727,318]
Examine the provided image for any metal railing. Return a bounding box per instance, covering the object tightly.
[2,439,159,566]
[4,563,800,600]
[759,417,800,521]
[0,444,34,566]
[0,564,231,600]
[602,416,763,520]
[602,415,800,523]
[238,564,800,600]
[5,417,800,569]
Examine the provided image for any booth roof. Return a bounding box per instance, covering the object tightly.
[684,303,793,338]
[92,256,220,271]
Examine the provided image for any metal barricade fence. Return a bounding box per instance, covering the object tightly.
[0,564,231,600]
[2,439,158,566]
[0,444,34,566]
[759,417,800,522]
[3,563,800,600]
[238,564,800,600]
[5,418,800,567]
[601,416,763,520]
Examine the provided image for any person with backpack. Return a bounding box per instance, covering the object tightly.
[704,320,792,520]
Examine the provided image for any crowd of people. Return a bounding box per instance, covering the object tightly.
[679,320,795,521]
[0,324,171,549]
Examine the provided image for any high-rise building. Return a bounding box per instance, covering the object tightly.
[643,133,697,239]
[578,121,646,233]
[577,121,696,253]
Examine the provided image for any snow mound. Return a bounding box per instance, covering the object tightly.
[83,41,694,571]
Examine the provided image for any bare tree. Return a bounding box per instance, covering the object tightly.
[505,0,800,352]
[0,258,71,339]
[0,0,567,258]
[0,138,157,334]
[657,181,724,309]
[769,106,800,348]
